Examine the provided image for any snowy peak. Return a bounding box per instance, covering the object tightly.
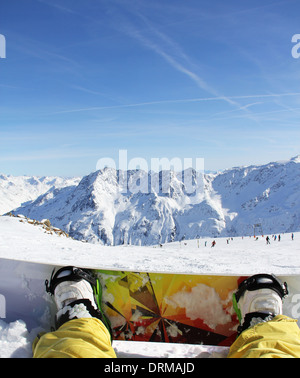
[0,175,81,215]
[212,157,300,235]
[291,155,300,164]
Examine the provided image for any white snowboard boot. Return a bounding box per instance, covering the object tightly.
[233,274,288,334]
[45,266,112,336]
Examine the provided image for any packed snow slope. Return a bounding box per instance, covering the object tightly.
[0,215,299,275]
[9,156,300,246]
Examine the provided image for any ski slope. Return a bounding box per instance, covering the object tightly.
[0,215,299,358]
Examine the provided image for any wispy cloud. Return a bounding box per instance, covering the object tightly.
[51,92,300,115]
[36,0,77,15]
[0,148,99,162]
[70,85,107,96]
[119,10,240,108]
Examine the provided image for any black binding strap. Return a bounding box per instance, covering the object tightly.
[45,266,97,295]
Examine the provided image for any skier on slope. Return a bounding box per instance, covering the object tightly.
[32,267,300,358]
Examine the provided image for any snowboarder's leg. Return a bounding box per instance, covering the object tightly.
[228,315,300,358]
[33,266,116,358]
[33,317,116,358]
[229,274,300,358]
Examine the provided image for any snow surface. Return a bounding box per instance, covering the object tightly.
[0,215,299,358]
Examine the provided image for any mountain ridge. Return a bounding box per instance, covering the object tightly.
[0,175,81,216]
[3,155,300,245]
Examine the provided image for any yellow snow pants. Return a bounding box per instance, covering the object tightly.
[33,315,300,358]
[228,315,300,358]
[32,318,117,358]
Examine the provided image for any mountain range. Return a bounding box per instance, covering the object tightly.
[2,155,300,246]
[0,175,80,216]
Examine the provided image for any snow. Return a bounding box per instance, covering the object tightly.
[0,320,35,358]
[0,215,299,358]
[0,216,299,276]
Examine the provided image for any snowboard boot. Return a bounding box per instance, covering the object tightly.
[232,274,289,335]
[45,266,112,338]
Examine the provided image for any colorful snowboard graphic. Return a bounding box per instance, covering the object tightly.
[97,271,242,346]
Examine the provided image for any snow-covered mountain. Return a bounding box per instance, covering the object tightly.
[8,155,300,246]
[211,155,300,237]
[0,175,81,216]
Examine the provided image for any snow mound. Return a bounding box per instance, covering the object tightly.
[0,320,35,358]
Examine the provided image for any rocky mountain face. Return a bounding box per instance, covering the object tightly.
[5,156,300,245]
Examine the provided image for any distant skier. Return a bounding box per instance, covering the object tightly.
[278,234,281,242]
[292,233,294,241]
[266,236,270,245]
[211,240,216,248]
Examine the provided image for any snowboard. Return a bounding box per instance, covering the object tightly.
[1,257,300,347]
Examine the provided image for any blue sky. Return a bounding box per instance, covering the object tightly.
[1,0,300,176]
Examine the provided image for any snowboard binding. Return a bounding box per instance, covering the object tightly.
[45,266,97,295]
[45,266,112,338]
[233,274,289,335]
